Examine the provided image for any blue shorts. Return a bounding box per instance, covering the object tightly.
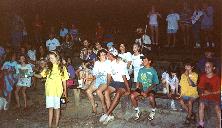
[95,78,106,88]
[167,29,177,34]
[110,81,125,89]
[182,96,196,101]
[200,99,219,106]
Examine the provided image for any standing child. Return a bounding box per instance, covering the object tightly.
[1,53,17,105]
[166,9,180,47]
[179,59,198,124]
[147,5,161,46]
[132,43,143,84]
[15,55,33,109]
[34,51,69,128]
[197,60,221,128]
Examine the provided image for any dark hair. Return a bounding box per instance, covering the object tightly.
[183,58,194,67]
[97,49,107,60]
[18,54,28,64]
[205,58,216,67]
[168,63,180,79]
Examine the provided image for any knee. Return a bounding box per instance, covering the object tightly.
[86,89,92,95]
[199,102,205,110]
[96,90,102,95]
[130,93,136,100]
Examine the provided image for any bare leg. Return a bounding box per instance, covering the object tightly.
[179,99,188,112]
[150,27,155,44]
[173,33,176,47]
[130,91,140,108]
[96,84,108,113]
[104,86,115,110]
[167,34,171,46]
[22,87,27,108]
[148,94,156,108]
[55,109,60,127]
[107,89,125,115]
[215,104,221,127]
[187,99,194,118]
[48,108,53,128]
[155,27,159,45]
[86,85,97,113]
[15,86,21,108]
[199,102,205,125]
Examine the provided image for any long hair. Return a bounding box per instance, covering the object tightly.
[46,51,65,78]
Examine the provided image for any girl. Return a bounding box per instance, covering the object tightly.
[15,55,33,109]
[179,59,198,124]
[132,43,143,84]
[34,51,69,128]
[197,61,221,128]
[147,5,161,45]
[1,53,17,105]
[86,49,110,114]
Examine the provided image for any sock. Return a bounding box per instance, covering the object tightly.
[199,121,204,126]
[134,107,140,112]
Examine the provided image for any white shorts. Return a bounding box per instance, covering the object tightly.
[46,96,60,109]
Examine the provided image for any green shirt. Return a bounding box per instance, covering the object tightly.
[137,67,159,91]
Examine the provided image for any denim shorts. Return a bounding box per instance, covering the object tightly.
[200,99,220,106]
[182,96,196,101]
[95,78,106,88]
[110,81,125,89]
[167,29,177,34]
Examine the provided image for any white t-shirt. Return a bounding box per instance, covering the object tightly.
[93,60,110,80]
[107,59,130,82]
[166,13,180,30]
[161,72,179,91]
[27,50,36,61]
[149,13,158,25]
[132,54,143,82]
[60,28,69,37]
[46,38,60,51]
[118,52,133,74]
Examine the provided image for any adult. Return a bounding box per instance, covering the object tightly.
[32,14,43,45]
[59,22,69,42]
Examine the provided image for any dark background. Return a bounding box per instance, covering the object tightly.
[0,0,221,45]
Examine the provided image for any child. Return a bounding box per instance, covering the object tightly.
[161,63,180,110]
[197,60,221,128]
[130,54,159,120]
[132,43,143,83]
[166,9,180,47]
[67,57,75,80]
[15,55,33,109]
[179,59,198,124]
[147,5,161,45]
[34,51,69,128]
[1,53,17,105]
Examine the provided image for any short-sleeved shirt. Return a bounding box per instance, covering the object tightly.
[46,38,60,51]
[16,64,33,87]
[180,72,199,98]
[166,13,180,30]
[0,46,5,57]
[148,13,158,25]
[198,74,220,103]
[59,28,69,37]
[137,67,159,91]
[41,64,69,97]
[107,59,130,82]
[27,50,36,61]
[201,6,214,26]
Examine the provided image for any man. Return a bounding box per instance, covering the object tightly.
[46,33,60,51]
[130,54,159,120]
[135,28,152,52]
[99,49,130,124]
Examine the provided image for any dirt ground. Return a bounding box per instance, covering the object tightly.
[0,79,220,128]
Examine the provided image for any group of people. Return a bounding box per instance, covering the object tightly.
[0,1,220,128]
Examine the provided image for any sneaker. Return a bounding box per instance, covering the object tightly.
[212,42,215,47]
[206,42,210,47]
[163,88,168,94]
[103,115,114,124]
[99,114,108,122]
[170,100,177,111]
[134,110,141,120]
[148,111,155,120]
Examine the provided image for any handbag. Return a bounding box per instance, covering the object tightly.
[60,96,67,104]
[66,79,76,89]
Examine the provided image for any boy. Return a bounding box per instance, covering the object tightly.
[197,61,221,128]
[130,54,159,120]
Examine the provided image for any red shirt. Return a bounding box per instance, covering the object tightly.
[198,74,221,103]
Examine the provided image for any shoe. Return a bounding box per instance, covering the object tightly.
[99,114,108,122]
[134,110,141,120]
[212,42,215,47]
[206,42,210,47]
[170,100,177,111]
[148,111,155,120]
[103,115,114,124]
